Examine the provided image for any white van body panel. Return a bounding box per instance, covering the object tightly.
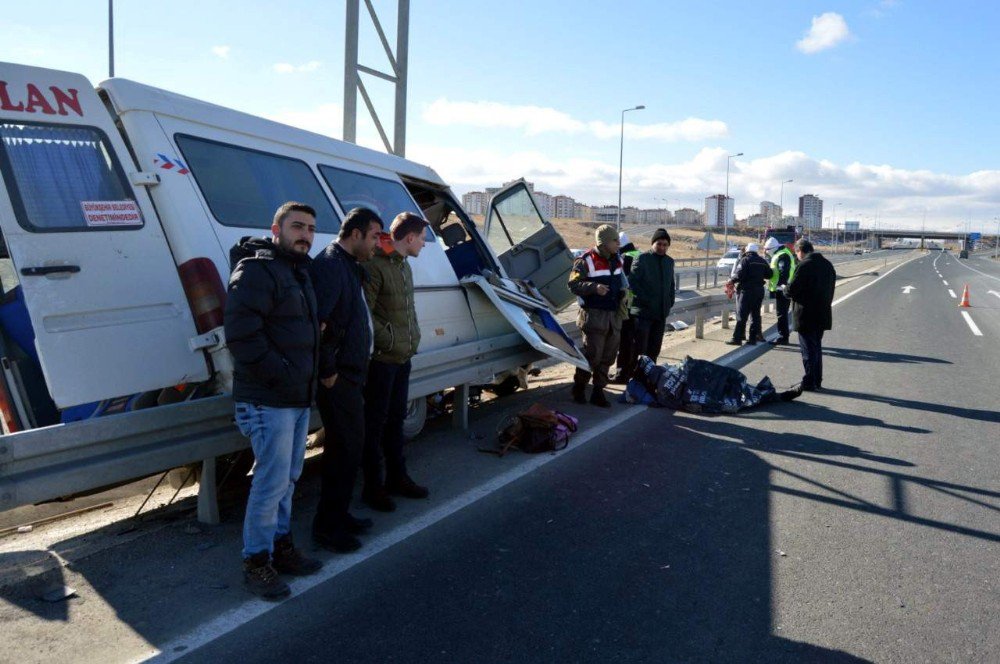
[0,64,208,408]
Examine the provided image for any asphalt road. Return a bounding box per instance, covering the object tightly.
[179,251,999,663]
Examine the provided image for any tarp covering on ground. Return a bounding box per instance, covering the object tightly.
[623,355,799,414]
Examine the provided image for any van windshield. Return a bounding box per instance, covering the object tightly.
[0,123,136,232]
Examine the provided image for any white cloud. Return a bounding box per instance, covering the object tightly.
[272,60,322,74]
[264,103,343,138]
[211,45,231,59]
[422,99,728,142]
[796,12,852,54]
[408,143,1000,229]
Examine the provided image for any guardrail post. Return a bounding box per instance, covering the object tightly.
[713,271,718,288]
[696,273,701,289]
[675,273,680,292]
[695,310,705,339]
[452,383,470,430]
[721,305,730,329]
[197,457,220,525]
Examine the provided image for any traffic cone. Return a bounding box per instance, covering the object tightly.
[958,284,971,307]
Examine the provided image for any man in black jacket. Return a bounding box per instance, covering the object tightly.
[725,243,773,346]
[309,207,382,553]
[629,228,676,364]
[225,201,323,600]
[784,239,836,391]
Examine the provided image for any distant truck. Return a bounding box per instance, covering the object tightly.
[0,61,588,513]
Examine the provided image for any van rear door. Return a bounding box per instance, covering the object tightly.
[0,63,208,408]
[483,180,575,311]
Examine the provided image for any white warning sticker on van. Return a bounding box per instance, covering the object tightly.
[80,200,143,227]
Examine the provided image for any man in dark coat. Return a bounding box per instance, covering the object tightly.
[612,232,640,383]
[725,243,772,346]
[784,238,836,391]
[628,228,676,364]
[309,207,383,553]
[225,201,323,600]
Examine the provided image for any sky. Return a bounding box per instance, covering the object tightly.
[2,0,998,232]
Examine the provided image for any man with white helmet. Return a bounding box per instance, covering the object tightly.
[725,242,772,346]
[764,236,797,344]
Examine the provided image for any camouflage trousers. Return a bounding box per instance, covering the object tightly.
[573,308,622,390]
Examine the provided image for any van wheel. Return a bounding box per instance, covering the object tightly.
[402,397,427,440]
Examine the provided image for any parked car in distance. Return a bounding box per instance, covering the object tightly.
[854,248,863,255]
[716,249,740,271]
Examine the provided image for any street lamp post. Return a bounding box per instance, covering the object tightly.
[723,152,742,250]
[617,104,645,231]
[994,216,999,259]
[778,179,793,229]
[832,202,842,248]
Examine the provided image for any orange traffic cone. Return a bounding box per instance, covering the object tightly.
[958,284,971,307]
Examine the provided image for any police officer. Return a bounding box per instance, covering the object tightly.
[725,242,772,346]
[569,224,627,407]
[764,236,796,345]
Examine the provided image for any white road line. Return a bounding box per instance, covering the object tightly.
[831,254,921,307]
[948,289,957,298]
[144,397,654,662]
[942,280,949,286]
[961,311,983,336]
[952,257,1000,282]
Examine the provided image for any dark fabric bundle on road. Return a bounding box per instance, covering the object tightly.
[624,355,800,413]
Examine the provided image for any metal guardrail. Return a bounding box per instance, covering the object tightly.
[0,333,544,520]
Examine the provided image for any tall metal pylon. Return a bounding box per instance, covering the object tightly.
[343,0,409,157]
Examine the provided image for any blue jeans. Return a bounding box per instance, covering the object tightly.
[235,402,310,559]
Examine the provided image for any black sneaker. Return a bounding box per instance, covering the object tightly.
[243,551,290,600]
[272,534,322,576]
[386,473,429,500]
[589,388,612,408]
[769,337,790,345]
[571,383,587,404]
[724,339,743,346]
[362,484,397,512]
[313,526,362,553]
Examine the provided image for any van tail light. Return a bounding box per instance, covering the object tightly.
[0,364,22,434]
[178,258,227,334]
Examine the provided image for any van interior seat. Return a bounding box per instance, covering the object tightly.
[439,223,466,248]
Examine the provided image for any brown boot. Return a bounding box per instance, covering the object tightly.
[243,551,290,600]
[362,484,397,512]
[590,388,612,408]
[272,534,322,576]
[386,472,429,499]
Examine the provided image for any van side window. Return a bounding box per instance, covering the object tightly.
[0,123,137,233]
[318,166,432,240]
[175,135,340,233]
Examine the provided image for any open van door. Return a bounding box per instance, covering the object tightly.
[0,63,209,408]
[483,180,575,311]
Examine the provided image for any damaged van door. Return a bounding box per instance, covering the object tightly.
[483,179,575,311]
[0,64,208,409]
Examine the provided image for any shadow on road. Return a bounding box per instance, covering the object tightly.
[748,400,931,436]
[819,388,1000,426]
[815,347,951,365]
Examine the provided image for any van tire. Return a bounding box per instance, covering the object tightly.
[402,397,427,440]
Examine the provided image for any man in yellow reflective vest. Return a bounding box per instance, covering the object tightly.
[764,236,796,345]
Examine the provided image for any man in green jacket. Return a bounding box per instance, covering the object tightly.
[628,228,676,365]
[361,211,430,513]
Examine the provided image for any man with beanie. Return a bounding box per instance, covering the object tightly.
[612,231,641,383]
[764,236,796,345]
[628,228,676,364]
[568,224,627,407]
[725,242,772,346]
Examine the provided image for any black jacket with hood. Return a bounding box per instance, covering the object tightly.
[309,241,373,386]
[224,237,319,408]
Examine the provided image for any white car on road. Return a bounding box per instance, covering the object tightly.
[716,249,741,272]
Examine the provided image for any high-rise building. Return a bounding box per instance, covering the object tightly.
[533,191,554,219]
[704,195,734,228]
[760,201,782,223]
[461,191,488,216]
[673,208,702,225]
[554,195,578,218]
[798,195,823,229]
